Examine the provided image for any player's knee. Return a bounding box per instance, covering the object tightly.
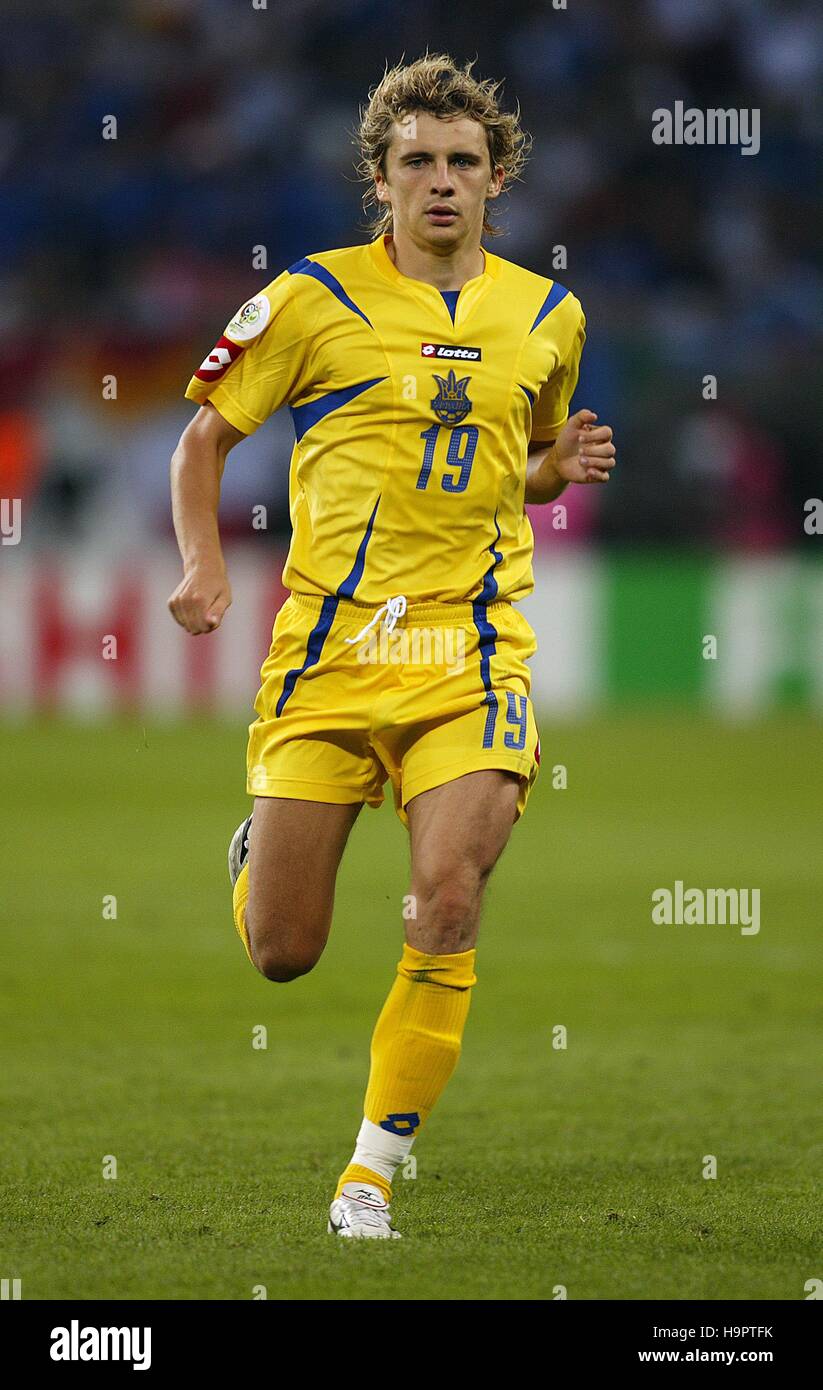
[418,869,483,943]
[245,897,326,982]
[252,940,319,983]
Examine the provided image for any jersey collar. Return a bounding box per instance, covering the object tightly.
[367,233,498,328]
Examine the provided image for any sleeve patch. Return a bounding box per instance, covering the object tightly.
[226,293,271,342]
[194,335,245,383]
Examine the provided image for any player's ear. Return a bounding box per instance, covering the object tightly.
[486,164,505,200]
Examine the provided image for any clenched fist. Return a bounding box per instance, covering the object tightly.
[167,561,232,635]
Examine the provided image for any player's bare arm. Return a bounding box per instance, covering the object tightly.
[525,409,617,504]
[167,402,243,634]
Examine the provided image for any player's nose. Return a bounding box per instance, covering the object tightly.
[431,161,454,191]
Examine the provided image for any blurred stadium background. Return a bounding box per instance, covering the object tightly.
[2,0,821,1300]
[1,0,821,715]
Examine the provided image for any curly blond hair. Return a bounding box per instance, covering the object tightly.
[355,52,531,239]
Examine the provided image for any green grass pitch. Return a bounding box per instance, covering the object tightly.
[1,712,821,1300]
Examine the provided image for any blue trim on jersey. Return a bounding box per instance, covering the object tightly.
[519,384,535,407]
[274,595,338,718]
[472,513,503,746]
[529,281,570,334]
[440,289,460,324]
[274,498,381,716]
[337,496,380,600]
[290,377,386,443]
[476,513,502,611]
[288,257,373,328]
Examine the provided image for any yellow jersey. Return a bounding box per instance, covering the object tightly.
[185,233,585,606]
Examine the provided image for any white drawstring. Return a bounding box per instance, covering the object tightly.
[344,594,408,645]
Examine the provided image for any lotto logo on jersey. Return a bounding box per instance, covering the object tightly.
[421,342,482,361]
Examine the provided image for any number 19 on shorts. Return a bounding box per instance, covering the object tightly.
[482,690,529,751]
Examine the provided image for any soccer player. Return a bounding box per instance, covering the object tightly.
[168,53,616,1238]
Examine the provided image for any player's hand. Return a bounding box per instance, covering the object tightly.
[553,409,616,484]
[167,561,232,635]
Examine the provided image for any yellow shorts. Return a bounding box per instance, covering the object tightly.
[246,593,541,826]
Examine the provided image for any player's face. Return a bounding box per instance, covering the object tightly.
[375,112,503,252]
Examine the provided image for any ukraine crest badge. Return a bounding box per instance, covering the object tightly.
[430,369,473,426]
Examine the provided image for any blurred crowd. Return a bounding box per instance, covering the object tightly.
[1,0,820,553]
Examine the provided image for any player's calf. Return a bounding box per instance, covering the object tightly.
[408,863,490,952]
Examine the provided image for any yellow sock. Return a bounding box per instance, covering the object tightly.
[335,943,477,1201]
[232,862,255,966]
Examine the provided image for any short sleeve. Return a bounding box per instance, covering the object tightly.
[529,297,586,444]
[184,271,306,435]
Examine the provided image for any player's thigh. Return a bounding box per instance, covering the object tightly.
[246,796,362,954]
[386,605,540,829]
[405,769,520,951]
